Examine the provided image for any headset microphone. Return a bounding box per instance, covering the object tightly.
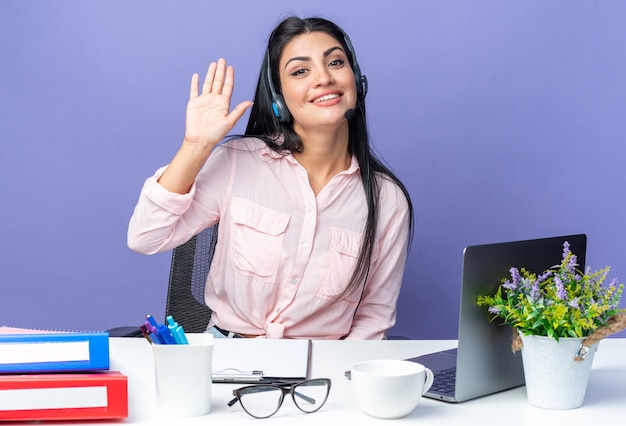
[344,77,366,120]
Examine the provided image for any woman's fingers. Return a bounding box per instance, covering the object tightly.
[189,72,199,99]
[227,100,254,126]
[202,61,218,94]
[221,64,235,98]
[194,59,235,97]
[211,58,227,94]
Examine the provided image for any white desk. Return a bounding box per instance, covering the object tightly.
[43,338,626,425]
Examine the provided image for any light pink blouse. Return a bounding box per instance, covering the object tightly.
[128,137,411,339]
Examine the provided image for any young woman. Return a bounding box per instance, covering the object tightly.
[128,16,413,339]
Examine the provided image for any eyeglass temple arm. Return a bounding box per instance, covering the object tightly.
[293,391,316,404]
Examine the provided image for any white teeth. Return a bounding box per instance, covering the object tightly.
[314,94,340,103]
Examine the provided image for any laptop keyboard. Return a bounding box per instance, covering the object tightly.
[431,367,456,396]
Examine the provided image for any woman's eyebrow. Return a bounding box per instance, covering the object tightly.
[283,46,345,70]
[284,56,310,69]
[323,46,345,58]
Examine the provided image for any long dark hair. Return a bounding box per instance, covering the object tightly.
[245,16,414,299]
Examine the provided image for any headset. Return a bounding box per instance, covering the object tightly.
[266,28,368,123]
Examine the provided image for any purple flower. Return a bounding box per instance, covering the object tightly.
[537,271,552,283]
[555,276,568,300]
[488,306,500,314]
[562,242,578,273]
[566,254,578,273]
[562,241,571,259]
[569,297,580,309]
[502,279,517,291]
[510,267,521,283]
[530,281,540,302]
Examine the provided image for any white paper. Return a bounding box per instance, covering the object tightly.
[212,339,310,379]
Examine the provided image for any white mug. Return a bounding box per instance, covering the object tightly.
[152,333,214,417]
[351,359,434,419]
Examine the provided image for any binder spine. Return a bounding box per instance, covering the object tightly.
[0,372,128,421]
[0,332,110,373]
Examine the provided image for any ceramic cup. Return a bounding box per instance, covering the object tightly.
[351,359,434,419]
[151,333,214,417]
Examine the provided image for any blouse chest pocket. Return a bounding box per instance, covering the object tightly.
[316,227,380,303]
[229,198,290,283]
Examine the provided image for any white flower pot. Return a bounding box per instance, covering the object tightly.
[519,332,599,409]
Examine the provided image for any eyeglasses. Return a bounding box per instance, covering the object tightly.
[227,378,331,419]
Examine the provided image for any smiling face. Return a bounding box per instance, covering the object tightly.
[277,31,357,132]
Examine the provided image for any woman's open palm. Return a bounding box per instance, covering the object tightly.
[184,58,252,149]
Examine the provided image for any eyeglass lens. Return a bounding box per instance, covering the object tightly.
[236,379,330,418]
[291,379,330,412]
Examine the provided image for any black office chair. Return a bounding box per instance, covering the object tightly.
[164,224,218,333]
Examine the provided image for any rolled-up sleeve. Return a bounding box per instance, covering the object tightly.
[127,167,198,254]
[127,143,232,254]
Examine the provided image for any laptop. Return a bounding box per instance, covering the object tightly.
[409,234,587,402]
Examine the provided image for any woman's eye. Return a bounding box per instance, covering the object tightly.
[289,68,308,77]
[329,59,345,67]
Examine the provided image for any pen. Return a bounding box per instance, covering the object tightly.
[166,315,188,344]
[143,321,163,344]
[212,369,264,382]
[140,325,157,344]
[146,314,176,344]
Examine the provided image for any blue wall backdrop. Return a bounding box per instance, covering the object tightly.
[1,1,625,338]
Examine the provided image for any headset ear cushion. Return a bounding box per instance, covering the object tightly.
[272,94,291,123]
[271,102,281,119]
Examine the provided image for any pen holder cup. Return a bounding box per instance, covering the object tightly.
[152,333,215,417]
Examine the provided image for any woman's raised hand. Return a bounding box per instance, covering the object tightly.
[156,59,252,194]
[183,58,253,149]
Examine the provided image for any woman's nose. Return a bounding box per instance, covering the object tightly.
[313,67,334,87]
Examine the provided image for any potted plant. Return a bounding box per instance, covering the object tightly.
[477,241,625,409]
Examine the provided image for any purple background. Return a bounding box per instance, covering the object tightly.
[1,1,625,339]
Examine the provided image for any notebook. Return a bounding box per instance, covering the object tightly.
[409,234,587,402]
[211,338,311,383]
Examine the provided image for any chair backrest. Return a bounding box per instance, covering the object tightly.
[164,224,218,333]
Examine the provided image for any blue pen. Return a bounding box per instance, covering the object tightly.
[146,314,176,344]
[166,315,189,344]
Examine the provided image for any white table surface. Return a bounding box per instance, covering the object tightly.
[30,337,626,425]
